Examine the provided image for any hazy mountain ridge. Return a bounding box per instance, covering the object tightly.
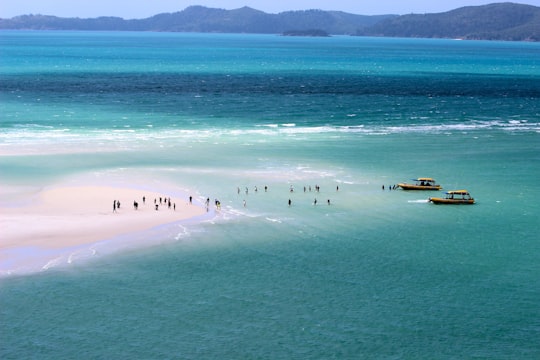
[0,6,392,35]
[1,3,538,41]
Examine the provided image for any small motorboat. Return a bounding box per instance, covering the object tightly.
[429,190,475,204]
[398,178,442,190]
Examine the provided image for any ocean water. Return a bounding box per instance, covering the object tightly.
[1,31,539,358]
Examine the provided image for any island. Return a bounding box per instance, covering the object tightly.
[282,29,330,37]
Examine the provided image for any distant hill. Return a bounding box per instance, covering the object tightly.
[0,6,393,35]
[358,2,540,41]
[0,3,538,41]
[142,7,391,34]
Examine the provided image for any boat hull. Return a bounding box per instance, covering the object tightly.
[429,197,475,205]
[398,183,441,191]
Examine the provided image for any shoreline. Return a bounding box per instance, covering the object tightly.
[0,184,210,274]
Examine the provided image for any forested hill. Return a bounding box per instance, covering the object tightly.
[0,6,392,35]
[1,3,538,41]
[358,2,540,41]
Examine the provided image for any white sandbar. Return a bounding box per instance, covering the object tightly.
[0,185,206,259]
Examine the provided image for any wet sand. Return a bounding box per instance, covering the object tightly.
[0,185,206,258]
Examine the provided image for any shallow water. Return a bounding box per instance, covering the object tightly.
[1,31,539,358]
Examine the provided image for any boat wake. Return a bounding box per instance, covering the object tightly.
[408,199,430,203]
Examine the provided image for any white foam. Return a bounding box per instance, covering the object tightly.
[2,119,538,156]
[408,199,430,203]
[42,256,64,271]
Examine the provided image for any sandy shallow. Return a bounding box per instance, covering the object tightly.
[0,185,207,271]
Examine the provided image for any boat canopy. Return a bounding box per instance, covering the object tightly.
[446,190,469,195]
[416,177,435,181]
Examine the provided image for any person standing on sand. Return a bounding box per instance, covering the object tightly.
[113,200,116,213]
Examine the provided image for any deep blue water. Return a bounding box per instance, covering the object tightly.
[1,31,539,359]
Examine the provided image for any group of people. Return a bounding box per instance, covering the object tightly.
[239,184,337,209]
[113,183,341,215]
[238,186,268,195]
[152,196,177,211]
[288,197,331,207]
[112,195,181,213]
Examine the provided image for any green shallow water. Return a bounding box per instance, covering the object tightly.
[1,31,539,359]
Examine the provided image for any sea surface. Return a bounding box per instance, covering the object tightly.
[1,31,539,358]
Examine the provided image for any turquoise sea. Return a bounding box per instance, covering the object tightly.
[1,31,539,358]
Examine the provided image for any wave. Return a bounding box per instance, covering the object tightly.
[1,119,538,152]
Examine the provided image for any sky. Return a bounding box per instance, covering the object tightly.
[2,0,540,19]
